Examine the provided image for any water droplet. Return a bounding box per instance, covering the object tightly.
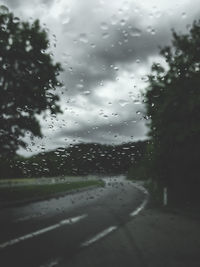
[3,63,8,70]
[155,11,161,18]
[133,99,141,105]
[0,5,9,15]
[100,22,108,30]
[118,8,123,15]
[129,28,142,37]
[110,14,118,25]
[181,12,186,19]
[134,7,139,13]
[76,83,84,89]
[120,19,126,26]
[82,90,91,95]
[119,99,129,107]
[8,37,13,45]
[147,26,156,35]
[3,15,9,24]
[149,12,154,19]
[147,26,152,32]
[79,33,88,43]
[102,32,109,39]
[13,17,20,23]
[136,59,140,64]
[99,81,104,86]
[90,43,96,48]
[141,76,149,82]
[62,17,71,25]
[1,24,6,31]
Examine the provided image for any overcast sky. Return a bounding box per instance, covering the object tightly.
[2,0,200,156]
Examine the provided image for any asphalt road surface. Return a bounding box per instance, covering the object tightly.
[0,176,148,267]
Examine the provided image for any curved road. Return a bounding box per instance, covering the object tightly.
[0,176,148,267]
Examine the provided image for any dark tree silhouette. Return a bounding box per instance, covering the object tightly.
[0,141,148,179]
[0,6,62,157]
[145,20,200,203]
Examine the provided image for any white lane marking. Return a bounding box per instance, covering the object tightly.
[132,183,149,195]
[129,182,149,217]
[81,226,117,247]
[130,198,148,217]
[0,214,87,250]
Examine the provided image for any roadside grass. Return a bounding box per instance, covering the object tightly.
[0,178,37,185]
[0,180,105,202]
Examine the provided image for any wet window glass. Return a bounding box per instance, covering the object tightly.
[0,1,200,266]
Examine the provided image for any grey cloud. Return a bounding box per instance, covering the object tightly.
[53,100,146,139]
[3,0,22,9]
[5,0,54,8]
[58,16,174,98]
[4,0,200,155]
[60,6,200,101]
[54,117,148,144]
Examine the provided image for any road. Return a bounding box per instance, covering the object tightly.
[0,176,148,267]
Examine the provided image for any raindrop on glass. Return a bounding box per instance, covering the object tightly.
[100,22,108,30]
[133,99,141,105]
[181,12,186,19]
[119,99,129,107]
[13,17,20,23]
[102,32,109,39]
[90,43,96,48]
[82,90,91,95]
[110,14,118,25]
[120,19,126,26]
[62,17,71,25]
[0,5,9,15]
[129,28,142,37]
[79,33,88,43]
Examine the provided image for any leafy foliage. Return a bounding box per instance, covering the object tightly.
[0,6,62,157]
[145,20,200,202]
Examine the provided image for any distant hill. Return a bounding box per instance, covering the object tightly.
[3,141,148,178]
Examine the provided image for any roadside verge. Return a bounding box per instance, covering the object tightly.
[0,180,104,209]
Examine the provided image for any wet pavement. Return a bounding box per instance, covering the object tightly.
[1,176,199,267]
[0,176,148,267]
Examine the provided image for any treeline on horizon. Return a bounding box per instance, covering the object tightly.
[0,141,148,179]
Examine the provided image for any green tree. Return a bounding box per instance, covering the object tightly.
[145,20,200,203]
[0,6,62,158]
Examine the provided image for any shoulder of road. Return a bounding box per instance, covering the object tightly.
[65,206,200,267]
[0,184,101,209]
